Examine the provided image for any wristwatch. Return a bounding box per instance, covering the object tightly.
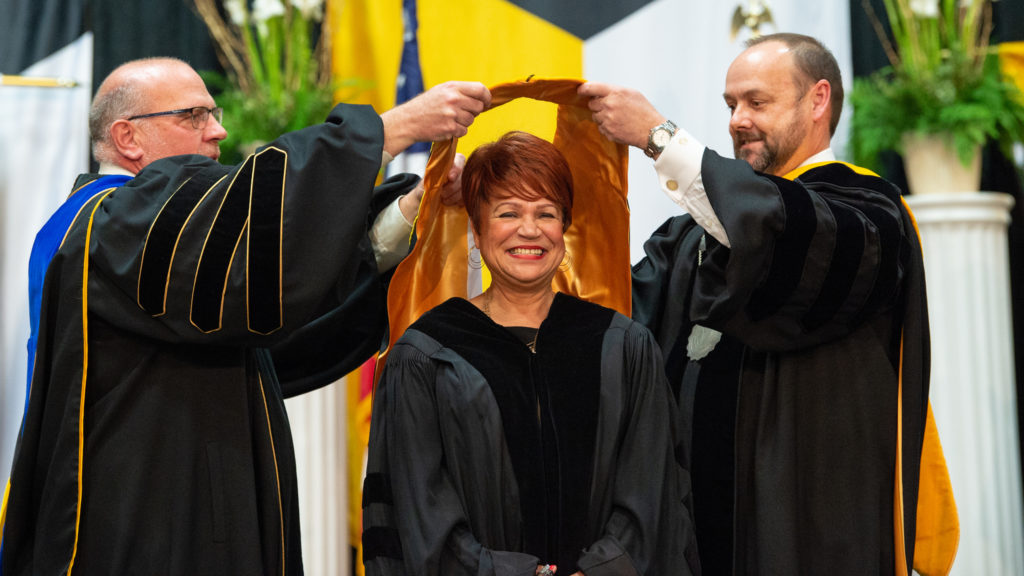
[644,119,678,158]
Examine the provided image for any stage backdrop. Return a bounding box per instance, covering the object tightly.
[1,1,904,574]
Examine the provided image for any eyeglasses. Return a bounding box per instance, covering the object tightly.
[126,106,223,129]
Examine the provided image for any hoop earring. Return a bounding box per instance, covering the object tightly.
[559,249,573,272]
[469,247,483,270]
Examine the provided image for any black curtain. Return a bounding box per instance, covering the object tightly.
[0,0,86,74]
[0,0,222,158]
[88,0,222,94]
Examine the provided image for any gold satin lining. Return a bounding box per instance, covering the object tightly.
[379,78,631,378]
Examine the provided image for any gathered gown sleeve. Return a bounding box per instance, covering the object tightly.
[362,335,539,576]
[80,103,387,349]
[270,172,421,397]
[578,317,699,576]
[636,151,909,354]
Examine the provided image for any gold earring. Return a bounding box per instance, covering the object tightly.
[559,250,573,271]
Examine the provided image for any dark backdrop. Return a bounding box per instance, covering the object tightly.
[0,0,221,91]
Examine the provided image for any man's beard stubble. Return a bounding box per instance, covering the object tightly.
[733,111,807,175]
[734,131,776,173]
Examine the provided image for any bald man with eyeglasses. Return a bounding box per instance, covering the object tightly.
[1,56,490,575]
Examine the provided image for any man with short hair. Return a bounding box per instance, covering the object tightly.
[1,56,490,574]
[581,33,955,574]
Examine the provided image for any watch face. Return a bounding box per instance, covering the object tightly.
[653,128,672,147]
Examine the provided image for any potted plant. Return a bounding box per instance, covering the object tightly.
[850,0,1024,194]
[192,0,360,165]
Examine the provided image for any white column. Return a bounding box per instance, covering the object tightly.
[286,381,349,575]
[906,192,1024,575]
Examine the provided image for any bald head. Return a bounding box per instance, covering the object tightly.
[90,58,184,163]
[745,33,844,136]
[90,57,226,172]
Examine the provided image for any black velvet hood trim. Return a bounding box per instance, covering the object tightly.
[413,293,615,568]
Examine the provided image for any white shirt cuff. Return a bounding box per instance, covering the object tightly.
[369,196,414,272]
[653,128,731,248]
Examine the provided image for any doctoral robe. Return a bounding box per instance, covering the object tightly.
[632,153,930,575]
[363,294,699,576]
[1,104,409,575]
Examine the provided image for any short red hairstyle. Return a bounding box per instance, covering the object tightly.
[462,131,574,233]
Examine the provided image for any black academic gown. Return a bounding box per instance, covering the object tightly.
[632,152,930,575]
[1,103,413,575]
[362,294,700,576]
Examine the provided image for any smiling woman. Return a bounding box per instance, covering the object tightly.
[362,131,700,575]
[464,131,572,317]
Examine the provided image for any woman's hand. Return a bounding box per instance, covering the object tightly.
[534,565,584,576]
[440,153,466,206]
[396,152,467,222]
[397,182,425,223]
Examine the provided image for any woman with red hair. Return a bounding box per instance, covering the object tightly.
[363,131,699,576]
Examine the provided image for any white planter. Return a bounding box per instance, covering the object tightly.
[901,133,982,194]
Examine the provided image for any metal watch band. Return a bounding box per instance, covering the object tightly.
[644,119,678,158]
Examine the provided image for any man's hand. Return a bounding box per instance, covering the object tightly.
[381,81,491,157]
[577,82,665,150]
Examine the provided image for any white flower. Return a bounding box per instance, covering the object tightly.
[251,0,286,23]
[223,0,247,26]
[909,0,940,18]
[290,0,324,21]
